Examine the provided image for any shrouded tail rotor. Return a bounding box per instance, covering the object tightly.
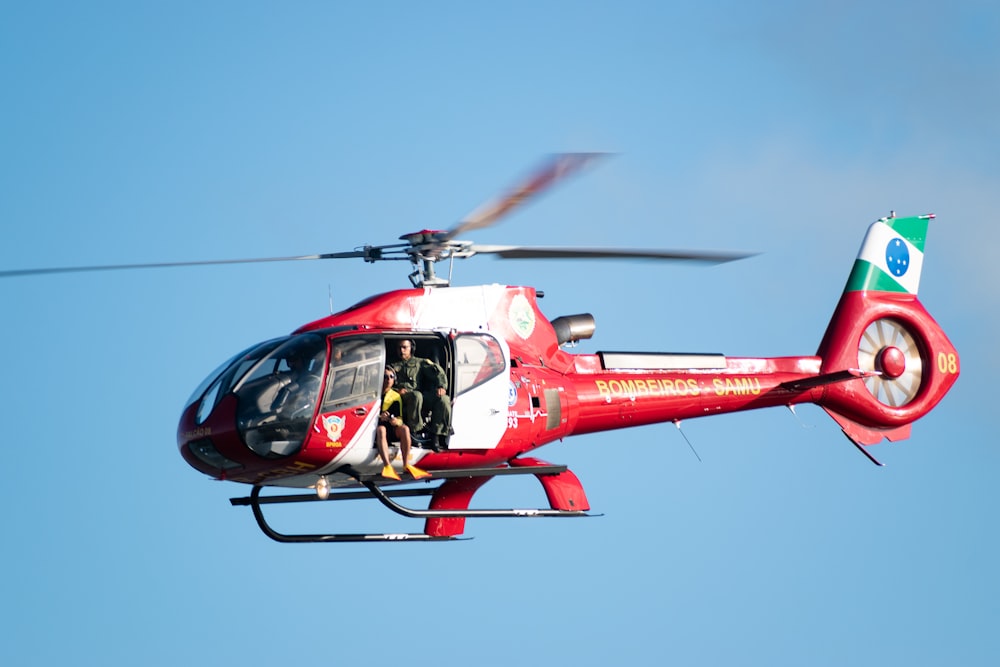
[857,318,923,407]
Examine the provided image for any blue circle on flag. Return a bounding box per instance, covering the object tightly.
[885,237,909,277]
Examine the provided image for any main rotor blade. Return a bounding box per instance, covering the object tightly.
[468,245,756,264]
[0,251,370,279]
[443,152,605,241]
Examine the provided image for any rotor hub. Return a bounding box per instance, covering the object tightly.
[875,346,906,379]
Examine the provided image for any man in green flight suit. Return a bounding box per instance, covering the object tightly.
[390,339,452,450]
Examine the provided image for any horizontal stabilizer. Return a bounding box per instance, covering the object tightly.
[781,368,879,392]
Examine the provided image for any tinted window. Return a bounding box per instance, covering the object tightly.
[454,334,506,395]
[190,338,285,424]
[234,334,328,458]
[323,334,384,411]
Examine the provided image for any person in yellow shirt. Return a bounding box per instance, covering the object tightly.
[375,368,430,480]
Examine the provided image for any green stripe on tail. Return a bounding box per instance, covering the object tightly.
[843,214,933,296]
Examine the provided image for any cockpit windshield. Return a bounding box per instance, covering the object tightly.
[185,332,386,461]
[190,338,285,424]
[233,334,328,458]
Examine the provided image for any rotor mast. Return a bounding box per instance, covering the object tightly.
[400,230,476,288]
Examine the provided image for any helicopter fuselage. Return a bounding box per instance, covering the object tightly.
[177,284,879,490]
[177,214,960,540]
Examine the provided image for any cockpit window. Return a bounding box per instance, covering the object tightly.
[233,334,328,459]
[323,335,384,411]
[191,338,285,425]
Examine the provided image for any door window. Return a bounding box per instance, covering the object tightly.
[323,334,384,411]
[454,334,506,396]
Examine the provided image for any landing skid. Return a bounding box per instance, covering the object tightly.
[236,485,459,543]
[229,464,596,543]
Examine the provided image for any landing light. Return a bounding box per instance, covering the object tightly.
[315,476,330,500]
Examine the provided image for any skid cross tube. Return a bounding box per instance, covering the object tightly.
[228,463,574,509]
[231,486,436,506]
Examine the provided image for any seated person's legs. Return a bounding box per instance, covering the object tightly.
[401,390,424,431]
[428,393,452,436]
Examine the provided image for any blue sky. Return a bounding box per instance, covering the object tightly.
[2,2,997,665]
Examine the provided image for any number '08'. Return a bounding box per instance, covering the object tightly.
[936,352,958,374]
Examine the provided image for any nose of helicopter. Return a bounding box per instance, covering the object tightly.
[177,333,330,478]
[178,394,247,477]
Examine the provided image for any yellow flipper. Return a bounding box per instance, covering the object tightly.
[405,464,432,479]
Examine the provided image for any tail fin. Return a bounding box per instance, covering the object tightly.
[844,213,930,296]
[816,214,959,446]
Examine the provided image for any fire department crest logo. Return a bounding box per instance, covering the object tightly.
[508,293,536,339]
[322,414,345,447]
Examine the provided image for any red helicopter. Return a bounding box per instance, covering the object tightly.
[4,155,960,542]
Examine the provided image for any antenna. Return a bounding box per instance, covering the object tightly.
[786,404,815,429]
[673,420,702,462]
